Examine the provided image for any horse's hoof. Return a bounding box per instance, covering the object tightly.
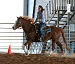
[24,50,30,56]
[41,51,45,53]
[50,51,53,55]
[67,48,70,51]
[48,54,51,56]
[25,52,29,56]
[25,52,28,55]
[61,53,65,57]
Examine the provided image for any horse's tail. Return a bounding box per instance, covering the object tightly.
[61,30,70,51]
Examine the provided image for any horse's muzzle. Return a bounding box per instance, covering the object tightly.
[12,26,16,30]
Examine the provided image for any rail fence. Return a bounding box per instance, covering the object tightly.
[0,23,23,49]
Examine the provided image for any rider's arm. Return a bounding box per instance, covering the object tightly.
[34,12,39,24]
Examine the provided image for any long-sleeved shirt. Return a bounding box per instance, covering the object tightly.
[36,11,45,24]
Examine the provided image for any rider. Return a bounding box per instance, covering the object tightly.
[34,5,46,41]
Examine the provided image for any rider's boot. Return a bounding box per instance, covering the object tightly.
[40,37,42,41]
[40,34,44,41]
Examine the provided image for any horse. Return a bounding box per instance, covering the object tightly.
[12,16,70,55]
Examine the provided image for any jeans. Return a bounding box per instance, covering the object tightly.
[40,23,46,37]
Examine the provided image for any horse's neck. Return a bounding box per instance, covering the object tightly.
[22,23,35,35]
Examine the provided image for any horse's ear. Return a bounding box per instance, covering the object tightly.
[22,16,24,19]
[16,16,18,18]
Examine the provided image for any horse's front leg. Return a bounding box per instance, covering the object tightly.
[50,41,55,55]
[24,41,32,55]
[41,42,47,53]
[23,43,28,55]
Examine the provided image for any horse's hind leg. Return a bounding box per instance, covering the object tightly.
[56,41,63,54]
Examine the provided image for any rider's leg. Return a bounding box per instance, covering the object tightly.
[40,23,46,38]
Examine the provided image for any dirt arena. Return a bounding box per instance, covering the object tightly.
[0,53,75,64]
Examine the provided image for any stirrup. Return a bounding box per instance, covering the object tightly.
[40,37,42,41]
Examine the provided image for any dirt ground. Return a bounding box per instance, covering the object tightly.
[0,53,75,64]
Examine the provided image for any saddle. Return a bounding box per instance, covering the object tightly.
[44,26,51,33]
[35,24,51,39]
[35,23,41,34]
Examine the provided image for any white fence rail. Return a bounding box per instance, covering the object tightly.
[0,23,23,49]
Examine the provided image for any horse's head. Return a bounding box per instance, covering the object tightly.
[12,16,23,30]
[12,16,34,30]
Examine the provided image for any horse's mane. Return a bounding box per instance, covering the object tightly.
[19,16,34,24]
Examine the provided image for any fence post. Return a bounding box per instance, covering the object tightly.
[71,41,74,54]
[57,10,59,27]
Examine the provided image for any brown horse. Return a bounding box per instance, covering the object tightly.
[12,16,70,55]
